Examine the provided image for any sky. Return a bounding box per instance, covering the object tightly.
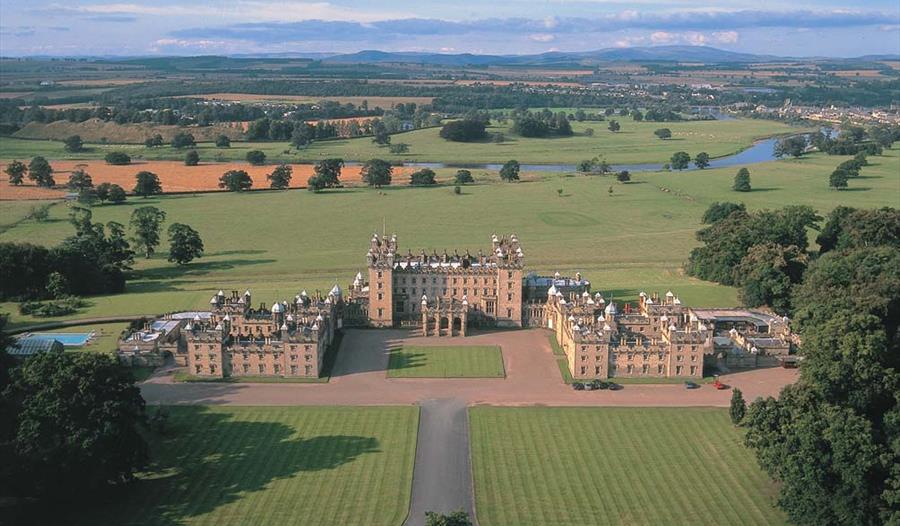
[0,1,898,58]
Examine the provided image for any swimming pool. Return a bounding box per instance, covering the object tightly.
[29,332,95,347]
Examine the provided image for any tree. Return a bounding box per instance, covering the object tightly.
[2,350,147,501]
[730,388,746,425]
[815,207,900,254]
[499,160,520,182]
[307,175,325,193]
[632,110,644,121]
[215,134,231,148]
[219,170,253,192]
[267,164,292,190]
[171,131,196,149]
[702,202,746,224]
[144,134,164,148]
[694,152,710,169]
[372,120,391,145]
[4,160,26,185]
[28,156,55,188]
[104,151,131,165]
[246,150,266,166]
[167,223,204,265]
[312,158,343,188]
[361,159,392,187]
[107,184,127,204]
[27,204,51,222]
[63,135,83,152]
[829,168,849,190]
[389,143,410,154]
[425,510,473,526]
[439,119,487,142]
[616,170,631,183]
[184,150,200,166]
[45,271,69,299]
[774,135,807,158]
[735,242,807,314]
[607,120,621,132]
[670,151,691,170]
[129,206,166,258]
[67,168,93,192]
[654,128,672,140]
[410,168,437,186]
[733,167,752,192]
[577,159,595,173]
[133,171,162,197]
[455,169,474,184]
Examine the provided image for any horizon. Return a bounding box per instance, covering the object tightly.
[1,1,899,58]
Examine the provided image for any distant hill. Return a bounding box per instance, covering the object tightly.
[321,46,781,66]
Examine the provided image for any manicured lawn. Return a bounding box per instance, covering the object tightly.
[73,406,419,526]
[0,118,797,165]
[469,407,786,526]
[0,149,897,327]
[388,345,505,378]
[44,322,129,354]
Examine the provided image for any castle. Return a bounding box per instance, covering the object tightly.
[118,233,792,380]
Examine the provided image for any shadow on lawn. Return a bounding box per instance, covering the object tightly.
[68,406,380,526]
[388,350,427,372]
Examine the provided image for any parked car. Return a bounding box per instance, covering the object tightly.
[584,382,597,391]
[684,381,700,389]
[607,382,623,391]
[590,380,609,390]
[572,382,585,391]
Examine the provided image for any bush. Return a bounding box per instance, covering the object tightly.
[454,169,474,184]
[439,119,487,142]
[215,135,231,148]
[184,150,200,166]
[453,185,461,195]
[733,168,752,192]
[104,151,131,165]
[410,168,437,186]
[219,170,253,192]
[171,131,196,149]
[654,128,672,139]
[18,296,85,317]
[246,150,266,166]
[63,135,83,152]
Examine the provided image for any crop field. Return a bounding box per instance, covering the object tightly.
[68,406,419,526]
[177,93,435,107]
[469,407,787,526]
[1,148,896,327]
[388,345,505,378]
[0,118,797,166]
[12,119,244,144]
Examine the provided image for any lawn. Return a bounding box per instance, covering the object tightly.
[0,118,798,165]
[387,345,505,378]
[71,406,419,526]
[469,407,786,526]
[0,148,896,327]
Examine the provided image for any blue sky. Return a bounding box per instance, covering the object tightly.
[1,1,898,57]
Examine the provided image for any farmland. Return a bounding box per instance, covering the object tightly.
[0,117,798,166]
[1,148,897,327]
[469,407,787,526]
[387,345,506,378]
[67,406,419,526]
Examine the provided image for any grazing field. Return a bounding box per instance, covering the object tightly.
[469,407,787,526]
[0,148,896,327]
[0,118,797,165]
[388,345,505,378]
[177,92,435,107]
[12,118,244,144]
[69,406,419,526]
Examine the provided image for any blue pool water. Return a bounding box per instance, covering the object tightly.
[30,332,94,347]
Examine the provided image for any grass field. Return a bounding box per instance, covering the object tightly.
[468,407,786,526]
[45,322,129,354]
[71,406,419,526]
[387,345,505,378]
[0,118,798,165]
[1,148,896,327]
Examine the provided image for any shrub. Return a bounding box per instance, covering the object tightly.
[104,151,131,165]
[439,119,487,142]
[219,170,253,192]
[171,131,196,149]
[410,168,437,186]
[215,135,231,148]
[63,135,84,152]
[184,150,200,166]
[246,150,266,166]
[454,169,474,184]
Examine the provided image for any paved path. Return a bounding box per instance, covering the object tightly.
[404,398,476,526]
[141,328,797,407]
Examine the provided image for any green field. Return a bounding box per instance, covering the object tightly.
[0,118,798,165]
[72,406,418,526]
[469,407,786,526]
[45,322,129,354]
[1,148,897,328]
[388,345,505,378]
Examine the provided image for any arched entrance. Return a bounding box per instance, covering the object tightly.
[452,317,462,332]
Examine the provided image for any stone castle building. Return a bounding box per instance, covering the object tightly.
[119,233,792,380]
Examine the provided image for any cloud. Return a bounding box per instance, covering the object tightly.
[86,15,137,23]
[529,33,556,42]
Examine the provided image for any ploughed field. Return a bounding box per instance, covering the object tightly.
[469,407,787,526]
[387,345,506,378]
[0,117,796,166]
[1,148,897,327]
[69,406,419,526]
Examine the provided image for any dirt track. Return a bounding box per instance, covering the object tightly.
[141,328,797,407]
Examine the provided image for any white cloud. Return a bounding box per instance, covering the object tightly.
[712,30,739,43]
[529,33,556,42]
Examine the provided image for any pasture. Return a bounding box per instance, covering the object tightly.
[468,406,787,526]
[1,148,897,327]
[0,117,797,165]
[388,345,505,378]
[69,406,419,526]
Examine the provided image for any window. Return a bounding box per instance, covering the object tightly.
[377,308,383,317]
[595,366,601,375]
[580,366,586,375]
[210,364,217,373]
[506,308,512,318]
[243,364,250,373]
[305,354,312,361]
[627,364,634,374]
[676,365,683,375]
[581,355,587,361]
[377,282,383,289]
[691,355,697,362]
[194,354,201,361]
[274,364,281,374]
[305,365,312,375]
[507,293,513,301]
[642,364,650,375]
[377,293,383,300]
[377,271,382,279]
[657,365,664,374]
[195,365,201,374]
[290,365,298,375]
[258,364,265,374]
[690,366,697,376]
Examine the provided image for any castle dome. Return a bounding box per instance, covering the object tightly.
[604,302,617,315]
[271,302,284,313]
